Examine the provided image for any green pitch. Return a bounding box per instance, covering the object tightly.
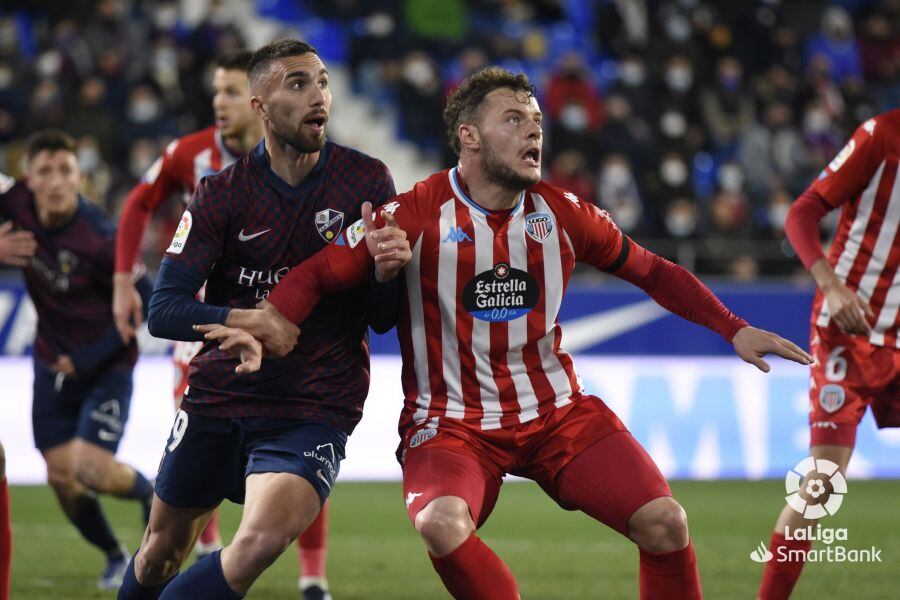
[8,480,898,599]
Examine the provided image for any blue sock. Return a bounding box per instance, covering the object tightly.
[117,551,175,599]
[124,471,154,523]
[68,493,120,555]
[159,549,243,599]
[126,472,154,501]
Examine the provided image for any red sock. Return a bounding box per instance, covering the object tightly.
[198,509,220,546]
[0,478,11,600]
[757,532,811,600]
[297,502,328,579]
[639,542,702,600]
[429,534,519,600]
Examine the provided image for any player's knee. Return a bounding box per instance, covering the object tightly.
[231,528,292,571]
[0,442,5,480]
[46,463,77,493]
[414,501,474,550]
[629,497,689,553]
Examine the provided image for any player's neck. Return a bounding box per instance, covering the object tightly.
[264,136,320,187]
[456,163,523,211]
[37,202,77,229]
[223,123,263,155]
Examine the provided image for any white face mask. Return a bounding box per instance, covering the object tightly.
[804,109,831,134]
[666,209,697,237]
[661,159,688,186]
[619,62,646,86]
[78,147,101,173]
[560,103,589,131]
[602,163,632,188]
[611,200,641,232]
[665,67,693,92]
[660,111,687,137]
[0,68,11,89]
[718,165,744,192]
[403,59,435,88]
[768,203,789,229]
[129,99,161,123]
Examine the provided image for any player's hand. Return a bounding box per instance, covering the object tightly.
[362,201,411,282]
[223,301,300,357]
[113,272,143,344]
[196,326,262,374]
[822,281,874,336]
[51,354,77,377]
[731,326,814,373]
[0,221,37,267]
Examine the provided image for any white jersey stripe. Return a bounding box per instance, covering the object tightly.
[818,161,886,327]
[406,236,432,423]
[470,208,504,429]
[531,193,575,406]
[437,199,465,418]
[506,210,539,423]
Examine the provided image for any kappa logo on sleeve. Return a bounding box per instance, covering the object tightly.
[167,211,193,254]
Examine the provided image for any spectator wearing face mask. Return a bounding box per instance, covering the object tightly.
[663,198,699,239]
[596,154,644,235]
[545,52,605,156]
[700,56,755,154]
[738,101,809,199]
[805,7,862,85]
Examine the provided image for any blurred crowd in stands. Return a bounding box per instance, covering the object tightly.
[1,0,899,278]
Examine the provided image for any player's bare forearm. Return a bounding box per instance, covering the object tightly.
[809,259,842,293]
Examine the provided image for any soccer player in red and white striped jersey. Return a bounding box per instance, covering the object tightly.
[758,110,900,600]
[112,50,334,598]
[226,68,811,599]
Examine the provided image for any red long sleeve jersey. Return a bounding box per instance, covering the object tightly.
[804,110,900,347]
[270,168,746,433]
[115,126,239,272]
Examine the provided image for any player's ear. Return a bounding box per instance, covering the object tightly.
[250,96,267,121]
[458,123,479,151]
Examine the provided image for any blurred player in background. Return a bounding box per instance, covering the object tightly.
[234,67,813,600]
[0,130,154,589]
[0,440,9,600]
[758,111,900,599]
[117,39,406,600]
[113,49,334,598]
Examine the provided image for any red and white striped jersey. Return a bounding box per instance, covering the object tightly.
[389,167,626,432]
[810,110,900,347]
[142,126,239,207]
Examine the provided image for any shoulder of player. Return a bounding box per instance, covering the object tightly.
[867,110,900,144]
[166,126,218,162]
[531,179,586,214]
[326,142,391,177]
[76,197,117,239]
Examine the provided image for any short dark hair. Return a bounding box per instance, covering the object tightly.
[25,129,76,161]
[247,39,318,86]
[443,67,536,156]
[214,49,253,72]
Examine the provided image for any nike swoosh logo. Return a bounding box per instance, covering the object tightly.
[237,228,270,242]
[559,299,669,353]
[316,469,332,490]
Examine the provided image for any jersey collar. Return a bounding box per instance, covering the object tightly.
[448,166,525,218]
[251,140,330,197]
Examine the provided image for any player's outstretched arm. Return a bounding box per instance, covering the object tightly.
[730,325,813,372]
[611,239,812,371]
[0,221,36,267]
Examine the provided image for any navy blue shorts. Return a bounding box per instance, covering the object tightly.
[31,360,133,452]
[154,411,347,508]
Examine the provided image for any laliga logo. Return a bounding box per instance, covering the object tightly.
[785,457,847,519]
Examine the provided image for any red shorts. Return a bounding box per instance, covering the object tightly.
[400,395,672,536]
[809,325,900,447]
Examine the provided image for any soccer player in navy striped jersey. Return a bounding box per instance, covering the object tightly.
[117,40,410,599]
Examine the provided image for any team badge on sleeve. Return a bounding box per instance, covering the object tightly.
[525,212,553,243]
[167,211,192,255]
[819,384,846,413]
[315,209,344,243]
